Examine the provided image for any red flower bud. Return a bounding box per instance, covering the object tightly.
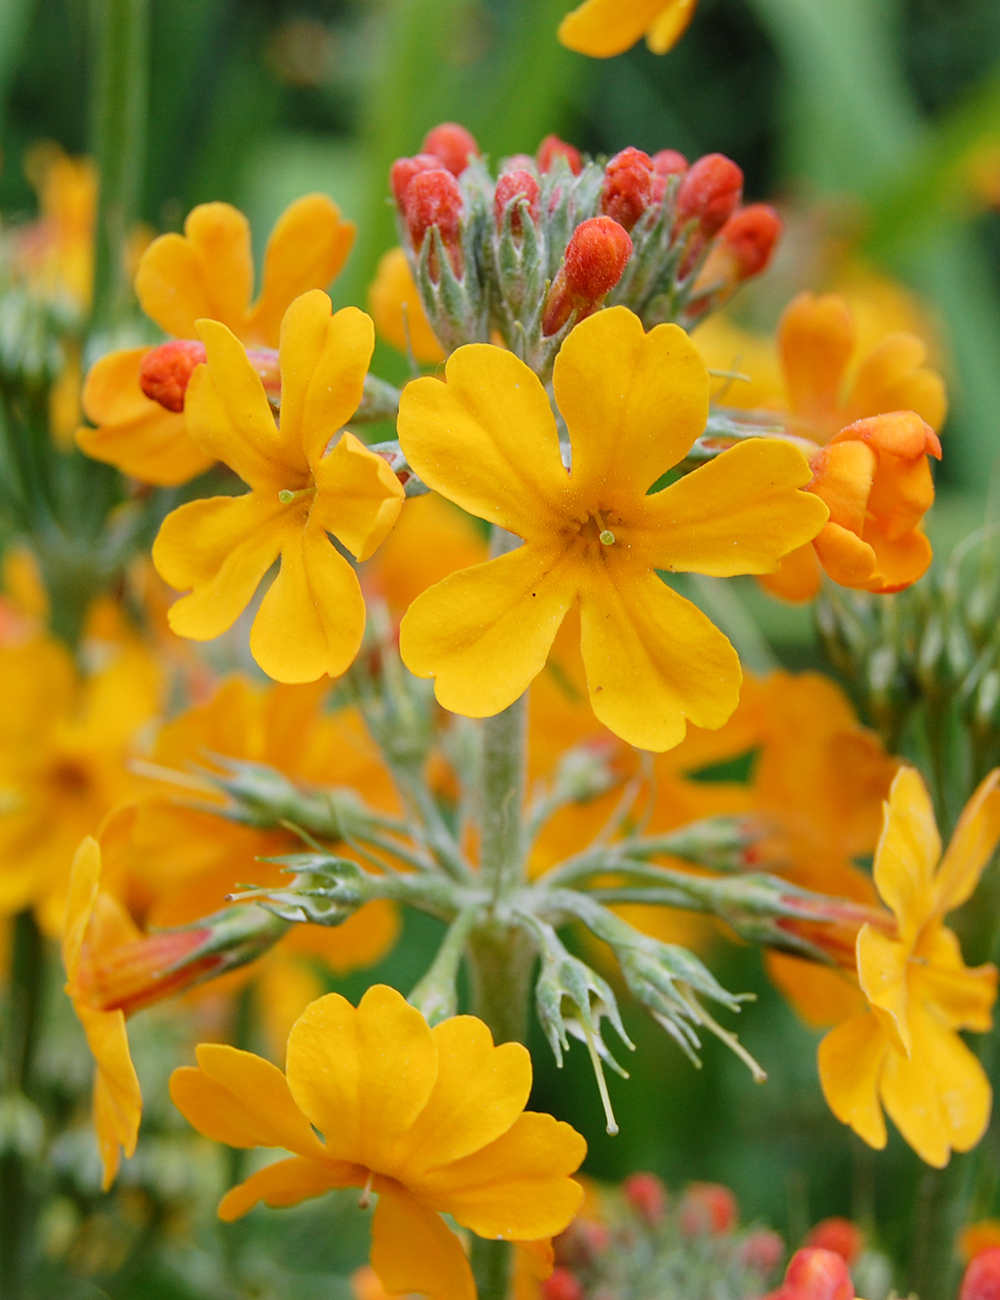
[421,122,479,177]
[713,204,782,279]
[679,1183,739,1236]
[783,1248,854,1300]
[675,153,744,239]
[543,1267,584,1300]
[542,216,632,335]
[139,339,207,412]
[651,148,689,202]
[554,1219,611,1269]
[601,146,653,232]
[806,1218,864,1266]
[623,1172,668,1225]
[537,134,583,176]
[495,169,541,233]
[962,1249,1000,1300]
[739,1229,785,1275]
[390,153,441,209]
[404,168,464,277]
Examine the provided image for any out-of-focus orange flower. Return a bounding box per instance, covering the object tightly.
[14,143,96,310]
[960,1221,1000,1263]
[558,0,696,57]
[368,246,445,365]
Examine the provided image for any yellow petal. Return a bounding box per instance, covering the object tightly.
[778,293,855,431]
[918,929,998,1033]
[873,766,941,940]
[934,769,1000,916]
[249,519,366,683]
[555,308,709,500]
[399,542,577,718]
[856,925,911,1056]
[414,1112,586,1241]
[368,246,445,365]
[812,521,879,588]
[558,0,673,57]
[77,1004,142,1190]
[62,836,101,983]
[397,346,568,539]
[634,438,827,574]
[246,195,356,348]
[817,1013,888,1150]
[285,986,438,1170]
[370,1181,476,1300]
[579,563,740,752]
[277,294,374,468]
[153,493,287,640]
[312,432,405,561]
[218,1155,355,1222]
[645,0,697,53]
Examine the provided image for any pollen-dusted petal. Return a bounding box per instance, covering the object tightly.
[169,1043,327,1156]
[370,1180,476,1300]
[218,1155,356,1222]
[916,930,997,1033]
[278,295,374,468]
[285,986,438,1168]
[811,522,878,588]
[578,565,740,752]
[645,0,697,52]
[190,319,301,486]
[817,1013,888,1150]
[846,333,947,433]
[757,543,822,603]
[153,493,287,641]
[554,309,709,499]
[558,0,672,57]
[414,1111,586,1241]
[935,770,1000,916]
[872,766,941,939]
[312,432,404,561]
[399,543,577,719]
[633,437,827,575]
[246,195,356,348]
[249,520,366,683]
[395,1017,533,1180]
[397,346,568,538]
[77,1004,141,1190]
[778,293,855,430]
[136,202,254,339]
[856,925,911,1056]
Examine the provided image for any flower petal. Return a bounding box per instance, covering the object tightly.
[246,195,356,348]
[778,293,854,431]
[645,0,697,52]
[846,333,947,433]
[935,770,1000,916]
[62,836,101,984]
[399,542,577,718]
[817,1013,888,1150]
[153,492,287,641]
[918,929,997,1033]
[765,952,867,1029]
[249,519,366,683]
[397,346,567,539]
[633,438,827,575]
[808,440,876,534]
[77,1004,141,1190]
[757,543,822,603]
[136,202,254,339]
[370,1181,476,1300]
[812,521,878,588]
[860,520,932,594]
[218,1155,356,1222]
[873,766,940,939]
[856,925,911,1055]
[578,564,740,752]
[558,0,673,57]
[312,432,405,561]
[554,308,709,499]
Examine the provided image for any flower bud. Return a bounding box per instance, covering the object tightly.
[651,148,689,202]
[541,216,633,335]
[623,1172,667,1225]
[404,168,464,277]
[554,1218,611,1269]
[601,147,653,232]
[739,1229,785,1275]
[806,1218,864,1265]
[421,122,479,177]
[495,168,541,233]
[962,1248,1000,1300]
[139,339,206,412]
[679,1182,738,1236]
[706,204,782,282]
[543,1267,584,1300]
[537,134,583,175]
[783,1247,854,1300]
[675,153,744,239]
[390,153,442,208]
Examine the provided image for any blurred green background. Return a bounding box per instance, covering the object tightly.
[3,0,1000,1288]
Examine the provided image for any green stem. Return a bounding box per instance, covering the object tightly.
[908,1156,971,1300]
[471,1236,514,1300]
[479,698,527,902]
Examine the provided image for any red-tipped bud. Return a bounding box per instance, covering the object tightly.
[651,149,689,202]
[404,169,464,277]
[542,1268,584,1300]
[623,1172,668,1225]
[712,204,782,280]
[601,146,653,232]
[421,122,479,177]
[139,339,206,412]
[495,169,541,233]
[679,1183,739,1237]
[806,1219,864,1266]
[537,134,583,175]
[962,1249,1000,1300]
[82,925,216,1016]
[782,1248,854,1300]
[739,1230,785,1276]
[390,153,441,209]
[675,153,744,239]
[542,216,632,335]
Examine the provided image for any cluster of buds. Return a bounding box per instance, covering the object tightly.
[391,123,781,379]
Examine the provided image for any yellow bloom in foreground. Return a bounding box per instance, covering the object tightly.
[559,0,697,57]
[171,984,585,1300]
[397,307,828,751]
[818,766,1000,1167]
[152,291,404,683]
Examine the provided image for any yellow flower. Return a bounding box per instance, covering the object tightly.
[818,766,1000,1167]
[558,0,697,57]
[77,197,355,486]
[171,984,586,1300]
[14,142,97,310]
[396,306,828,751]
[368,247,445,365]
[152,291,404,684]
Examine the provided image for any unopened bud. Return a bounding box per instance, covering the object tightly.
[651,148,689,202]
[962,1248,1000,1300]
[806,1218,864,1266]
[390,153,441,208]
[623,1172,667,1225]
[543,1267,584,1300]
[675,153,744,239]
[706,204,782,282]
[739,1229,786,1276]
[554,1219,611,1269]
[495,168,541,233]
[783,1248,854,1300]
[404,169,464,277]
[601,147,653,232]
[139,339,206,412]
[422,122,479,177]
[537,134,583,176]
[679,1182,738,1236]
[542,216,632,335]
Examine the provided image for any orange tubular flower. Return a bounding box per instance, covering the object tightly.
[558,0,697,57]
[151,292,404,683]
[397,306,827,751]
[77,197,355,486]
[171,984,586,1300]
